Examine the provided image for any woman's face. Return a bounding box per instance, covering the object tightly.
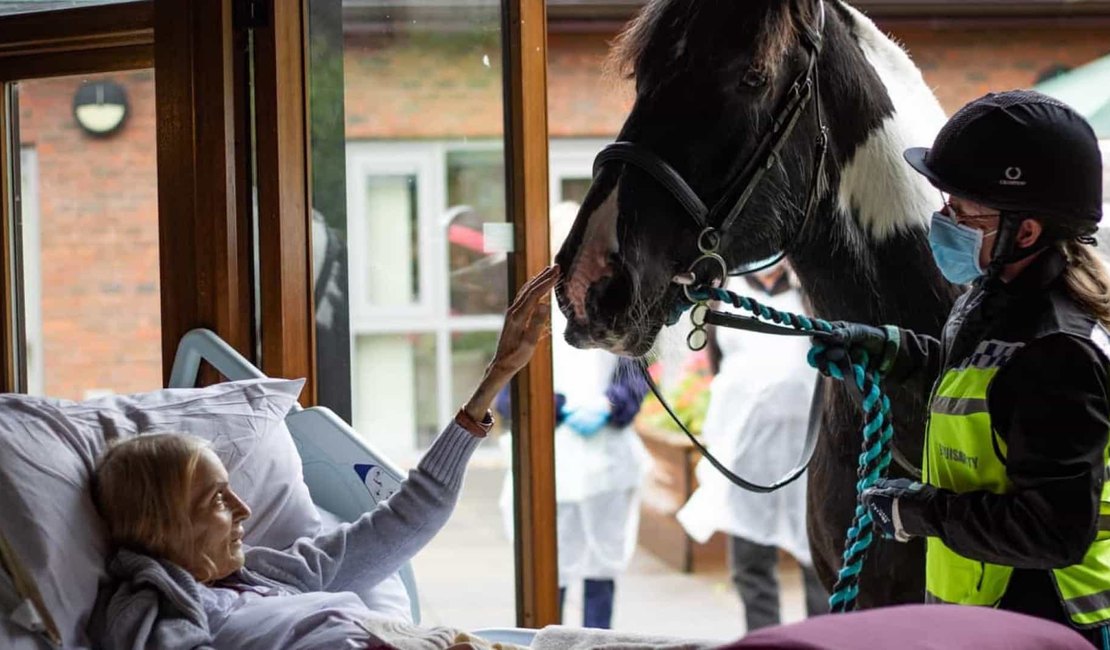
[944,194,1000,268]
[186,447,251,581]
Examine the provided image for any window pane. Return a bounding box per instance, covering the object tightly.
[307,0,515,630]
[15,70,160,399]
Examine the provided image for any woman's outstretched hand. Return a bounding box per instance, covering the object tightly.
[463,265,560,421]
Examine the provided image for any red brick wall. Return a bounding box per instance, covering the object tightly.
[343,33,505,139]
[892,25,1110,114]
[546,33,634,137]
[17,70,161,400]
[342,31,634,139]
[343,25,1110,139]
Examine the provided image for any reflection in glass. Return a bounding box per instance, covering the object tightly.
[446,150,508,316]
[15,70,160,399]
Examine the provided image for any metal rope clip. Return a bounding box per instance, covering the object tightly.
[677,228,728,350]
[687,302,710,350]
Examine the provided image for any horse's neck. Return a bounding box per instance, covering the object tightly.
[787,3,955,334]
[791,217,954,335]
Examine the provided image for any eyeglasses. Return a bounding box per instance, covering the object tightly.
[940,192,1000,229]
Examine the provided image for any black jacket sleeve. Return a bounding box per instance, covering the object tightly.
[887,329,944,386]
[901,333,1110,569]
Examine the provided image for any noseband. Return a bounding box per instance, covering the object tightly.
[592,0,829,324]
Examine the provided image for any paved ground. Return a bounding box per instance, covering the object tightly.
[411,460,810,643]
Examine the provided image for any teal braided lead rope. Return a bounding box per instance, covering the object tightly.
[694,287,835,335]
[690,287,894,613]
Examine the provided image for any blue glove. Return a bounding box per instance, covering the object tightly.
[563,406,610,438]
[860,478,929,542]
[554,393,568,426]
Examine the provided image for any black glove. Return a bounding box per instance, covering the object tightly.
[809,322,900,376]
[861,478,933,542]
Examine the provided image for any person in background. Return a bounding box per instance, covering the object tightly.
[497,201,650,629]
[677,262,828,632]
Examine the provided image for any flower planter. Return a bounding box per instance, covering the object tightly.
[636,422,727,574]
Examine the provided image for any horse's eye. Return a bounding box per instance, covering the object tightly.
[742,68,768,88]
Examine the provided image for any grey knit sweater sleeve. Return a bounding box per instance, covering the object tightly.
[240,422,481,595]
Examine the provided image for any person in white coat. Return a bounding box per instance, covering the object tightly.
[498,201,650,629]
[676,263,827,631]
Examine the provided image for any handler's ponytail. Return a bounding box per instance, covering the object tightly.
[1060,239,1110,330]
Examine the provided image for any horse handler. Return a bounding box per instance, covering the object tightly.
[816,90,1110,647]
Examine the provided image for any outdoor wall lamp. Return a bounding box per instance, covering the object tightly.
[72,80,128,136]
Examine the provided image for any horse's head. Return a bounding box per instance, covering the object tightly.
[555,0,829,355]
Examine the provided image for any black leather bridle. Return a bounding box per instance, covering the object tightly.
[592,0,829,308]
[593,1,835,493]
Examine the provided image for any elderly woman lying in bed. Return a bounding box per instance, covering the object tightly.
[87,267,558,650]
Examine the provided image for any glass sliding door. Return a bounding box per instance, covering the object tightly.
[306,0,516,629]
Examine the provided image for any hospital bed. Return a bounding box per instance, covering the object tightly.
[0,327,534,648]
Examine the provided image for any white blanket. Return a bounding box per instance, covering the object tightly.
[531,625,718,650]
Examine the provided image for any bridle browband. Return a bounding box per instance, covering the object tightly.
[593,0,829,309]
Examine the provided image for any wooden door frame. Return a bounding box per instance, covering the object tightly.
[0,84,18,393]
[154,0,254,385]
[250,0,317,403]
[502,0,560,629]
[0,2,153,83]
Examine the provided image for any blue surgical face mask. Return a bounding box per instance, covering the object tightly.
[928,212,997,284]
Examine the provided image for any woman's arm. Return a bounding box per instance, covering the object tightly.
[246,266,559,593]
[900,334,1110,568]
[243,419,481,593]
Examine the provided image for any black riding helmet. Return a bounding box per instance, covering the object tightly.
[904,90,1103,235]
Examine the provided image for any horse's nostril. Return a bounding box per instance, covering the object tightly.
[562,318,600,350]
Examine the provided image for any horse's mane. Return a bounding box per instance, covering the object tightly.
[609,0,810,82]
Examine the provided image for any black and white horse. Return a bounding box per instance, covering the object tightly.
[554,0,962,606]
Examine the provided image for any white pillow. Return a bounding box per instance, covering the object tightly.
[63,378,319,549]
[0,378,318,648]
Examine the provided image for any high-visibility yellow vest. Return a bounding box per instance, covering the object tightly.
[923,338,1110,627]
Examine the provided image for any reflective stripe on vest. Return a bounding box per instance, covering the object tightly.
[930,396,988,417]
[924,338,1110,626]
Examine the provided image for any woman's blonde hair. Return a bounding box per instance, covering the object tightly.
[1059,239,1110,330]
[93,433,217,580]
